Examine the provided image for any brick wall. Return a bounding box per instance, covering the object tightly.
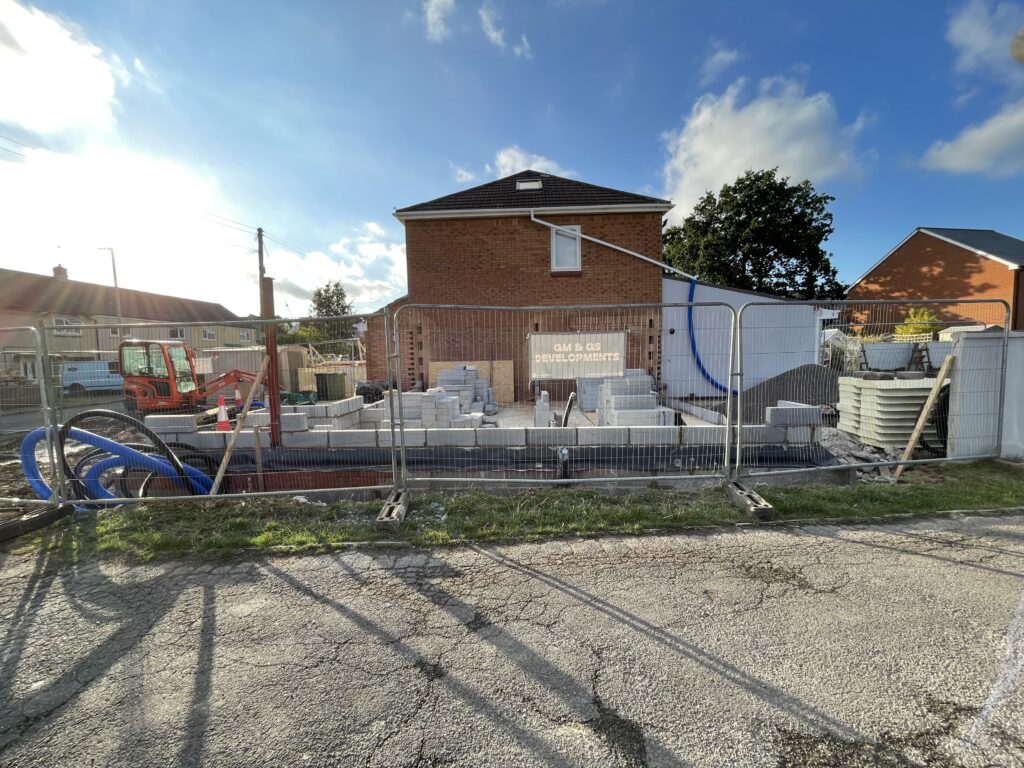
[364,211,667,397]
[847,231,1020,330]
[405,212,664,306]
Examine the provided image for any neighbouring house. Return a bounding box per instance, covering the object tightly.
[0,265,243,382]
[365,170,824,402]
[366,170,672,399]
[846,228,1024,331]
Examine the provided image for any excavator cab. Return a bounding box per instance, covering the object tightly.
[119,340,200,413]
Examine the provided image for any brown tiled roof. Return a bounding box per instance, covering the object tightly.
[0,268,239,321]
[396,170,672,215]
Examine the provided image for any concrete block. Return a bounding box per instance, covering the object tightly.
[577,426,629,446]
[333,412,361,429]
[246,411,271,427]
[609,394,658,410]
[295,403,329,418]
[235,429,270,449]
[425,428,476,447]
[607,407,673,426]
[186,431,227,451]
[629,426,679,446]
[739,425,786,445]
[765,405,822,427]
[526,427,577,446]
[359,407,385,425]
[144,414,199,433]
[327,396,365,417]
[328,430,377,448]
[784,426,819,445]
[282,430,329,448]
[680,425,727,445]
[475,427,526,447]
[377,428,426,448]
[281,413,308,432]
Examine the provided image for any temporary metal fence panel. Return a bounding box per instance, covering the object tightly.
[389,303,736,488]
[0,326,63,506]
[19,314,394,508]
[734,299,1011,479]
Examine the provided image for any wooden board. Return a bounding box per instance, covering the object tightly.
[894,354,955,481]
[427,360,515,403]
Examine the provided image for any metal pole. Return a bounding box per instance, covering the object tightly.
[210,354,270,496]
[99,248,123,334]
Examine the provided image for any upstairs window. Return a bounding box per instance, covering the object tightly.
[239,330,252,343]
[168,327,186,339]
[551,225,581,272]
[516,178,542,191]
[202,329,216,341]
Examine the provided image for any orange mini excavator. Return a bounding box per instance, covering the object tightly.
[117,339,258,414]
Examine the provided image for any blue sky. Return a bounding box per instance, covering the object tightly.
[1,0,1023,315]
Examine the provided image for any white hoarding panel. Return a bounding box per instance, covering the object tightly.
[529,332,627,380]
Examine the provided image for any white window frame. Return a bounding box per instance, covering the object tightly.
[550,225,582,272]
[239,330,252,343]
[202,328,216,341]
[109,327,120,337]
[168,327,186,339]
[53,317,84,336]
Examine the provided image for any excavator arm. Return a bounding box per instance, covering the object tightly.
[196,369,260,400]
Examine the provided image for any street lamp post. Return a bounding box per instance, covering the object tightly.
[98,247,123,336]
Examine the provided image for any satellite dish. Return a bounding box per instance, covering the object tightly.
[1014,26,1024,65]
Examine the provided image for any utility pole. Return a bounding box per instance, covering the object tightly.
[98,247,123,334]
[257,228,282,447]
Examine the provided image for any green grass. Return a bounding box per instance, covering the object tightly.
[6,460,1023,563]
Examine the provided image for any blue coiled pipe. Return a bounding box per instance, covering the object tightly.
[21,426,212,503]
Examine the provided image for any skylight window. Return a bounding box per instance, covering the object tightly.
[516,178,543,191]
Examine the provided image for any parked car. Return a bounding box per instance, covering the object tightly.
[61,360,123,397]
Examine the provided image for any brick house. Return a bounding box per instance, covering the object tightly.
[847,228,1024,330]
[0,265,243,381]
[365,170,674,400]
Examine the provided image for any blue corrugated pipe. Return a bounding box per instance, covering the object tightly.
[687,279,737,396]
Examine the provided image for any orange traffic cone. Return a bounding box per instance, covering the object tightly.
[216,395,231,432]
[234,385,243,407]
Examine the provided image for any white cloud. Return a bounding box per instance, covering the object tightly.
[947,0,1024,86]
[0,0,119,133]
[450,162,476,182]
[0,6,406,316]
[479,1,504,48]
[923,98,1024,175]
[661,77,867,222]
[513,33,531,60]
[423,0,455,42]
[698,40,740,86]
[493,145,570,177]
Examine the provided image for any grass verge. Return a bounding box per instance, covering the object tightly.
[5,460,1023,562]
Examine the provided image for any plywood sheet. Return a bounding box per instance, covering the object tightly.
[428,360,515,403]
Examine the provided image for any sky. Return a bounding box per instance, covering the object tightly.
[1,0,1023,317]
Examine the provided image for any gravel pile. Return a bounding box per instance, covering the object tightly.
[716,364,840,424]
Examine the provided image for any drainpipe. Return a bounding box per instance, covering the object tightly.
[528,210,697,280]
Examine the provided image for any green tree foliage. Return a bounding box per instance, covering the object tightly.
[279,280,356,350]
[662,169,846,299]
[894,307,943,337]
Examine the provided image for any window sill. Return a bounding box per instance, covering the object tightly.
[550,270,582,277]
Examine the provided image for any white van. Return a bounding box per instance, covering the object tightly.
[61,360,124,397]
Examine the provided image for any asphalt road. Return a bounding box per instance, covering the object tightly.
[1,515,1023,767]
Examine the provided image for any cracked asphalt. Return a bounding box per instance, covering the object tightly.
[1,515,1023,767]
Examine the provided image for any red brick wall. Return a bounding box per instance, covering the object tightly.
[404,212,664,306]
[847,231,1019,330]
[364,211,667,397]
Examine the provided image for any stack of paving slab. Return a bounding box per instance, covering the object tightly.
[534,390,553,427]
[576,378,603,412]
[837,376,939,449]
[436,365,496,414]
[378,389,481,430]
[596,371,674,427]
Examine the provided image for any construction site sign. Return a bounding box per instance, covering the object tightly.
[529,332,627,380]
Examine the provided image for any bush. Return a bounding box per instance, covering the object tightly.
[894,308,943,337]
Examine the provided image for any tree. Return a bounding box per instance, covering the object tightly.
[894,308,943,337]
[279,280,356,350]
[662,169,846,299]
